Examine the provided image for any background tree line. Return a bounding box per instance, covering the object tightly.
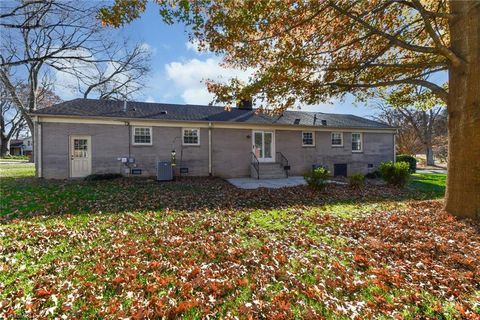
[0,0,151,156]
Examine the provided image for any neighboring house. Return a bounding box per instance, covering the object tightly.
[6,136,33,157]
[8,139,23,156]
[31,98,396,179]
[22,136,33,157]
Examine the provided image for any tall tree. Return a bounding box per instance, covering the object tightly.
[100,0,479,219]
[371,103,424,156]
[0,80,25,156]
[0,0,150,135]
[378,86,446,166]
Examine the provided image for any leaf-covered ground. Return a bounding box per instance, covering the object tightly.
[1,166,478,319]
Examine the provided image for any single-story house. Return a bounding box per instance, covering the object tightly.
[31,98,396,179]
[5,136,33,157]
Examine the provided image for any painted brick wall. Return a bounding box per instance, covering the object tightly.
[40,122,394,179]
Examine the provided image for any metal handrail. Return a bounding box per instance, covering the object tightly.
[276,152,289,177]
[250,152,260,179]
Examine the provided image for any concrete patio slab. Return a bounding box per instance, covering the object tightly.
[227,176,307,189]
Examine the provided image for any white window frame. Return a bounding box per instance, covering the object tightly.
[302,131,315,147]
[351,132,363,152]
[132,126,152,146]
[331,132,343,147]
[182,128,200,146]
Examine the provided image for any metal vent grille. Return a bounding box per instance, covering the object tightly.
[156,161,173,181]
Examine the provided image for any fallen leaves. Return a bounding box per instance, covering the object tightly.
[1,179,479,319]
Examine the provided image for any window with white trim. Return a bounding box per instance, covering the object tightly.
[132,127,152,145]
[352,133,362,152]
[302,131,314,146]
[183,128,200,145]
[331,132,343,146]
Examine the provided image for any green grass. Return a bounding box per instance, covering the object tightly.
[409,173,446,198]
[0,163,35,178]
[2,164,471,319]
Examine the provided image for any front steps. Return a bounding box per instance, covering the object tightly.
[251,162,287,179]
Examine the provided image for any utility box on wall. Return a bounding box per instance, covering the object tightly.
[157,161,173,181]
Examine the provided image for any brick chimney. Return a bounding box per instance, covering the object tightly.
[237,99,253,110]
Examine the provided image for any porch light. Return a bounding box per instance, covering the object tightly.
[171,149,176,166]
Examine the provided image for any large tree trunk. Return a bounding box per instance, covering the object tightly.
[445,1,480,219]
[0,136,9,156]
[425,145,435,166]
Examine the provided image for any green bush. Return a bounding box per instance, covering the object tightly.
[364,170,381,179]
[304,167,330,190]
[348,173,365,188]
[84,173,123,181]
[0,155,29,160]
[396,154,417,173]
[379,161,411,187]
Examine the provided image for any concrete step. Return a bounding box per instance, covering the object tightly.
[258,173,287,179]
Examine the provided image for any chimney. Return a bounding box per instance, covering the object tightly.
[237,99,253,110]
[123,99,127,112]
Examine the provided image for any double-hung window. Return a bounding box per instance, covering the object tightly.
[302,132,315,146]
[183,128,200,145]
[351,133,362,152]
[331,132,343,147]
[132,127,152,145]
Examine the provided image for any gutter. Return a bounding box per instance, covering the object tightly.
[208,122,212,176]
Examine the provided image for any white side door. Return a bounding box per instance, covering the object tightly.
[70,135,92,178]
[252,130,275,162]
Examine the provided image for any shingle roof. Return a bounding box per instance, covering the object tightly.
[33,98,394,129]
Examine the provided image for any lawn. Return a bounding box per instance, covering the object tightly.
[1,164,478,319]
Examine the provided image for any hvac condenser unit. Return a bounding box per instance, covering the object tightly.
[156,161,173,181]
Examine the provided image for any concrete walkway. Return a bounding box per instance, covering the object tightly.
[416,169,447,174]
[228,176,307,189]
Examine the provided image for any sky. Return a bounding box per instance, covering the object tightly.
[54,2,445,118]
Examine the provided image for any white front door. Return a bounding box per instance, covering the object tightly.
[252,131,275,162]
[70,135,92,178]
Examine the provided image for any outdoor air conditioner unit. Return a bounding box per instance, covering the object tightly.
[157,161,173,181]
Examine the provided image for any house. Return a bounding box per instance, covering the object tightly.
[6,136,33,158]
[30,98,396,179]
[22,136,33,157]
[8,139,24,156]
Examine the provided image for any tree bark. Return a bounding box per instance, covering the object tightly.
[0,137,9,156]
[425,146,435,166]
[445,1,480,219]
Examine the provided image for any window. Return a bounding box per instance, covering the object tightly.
[132,127,152,145]
[331,132,343,146]
[183,128,200,145]
[352,133,362,152]
[302,131,314,146]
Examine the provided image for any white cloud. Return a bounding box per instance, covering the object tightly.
[185,40,202,53]
[165,57,252,105]
[145,95,156,103]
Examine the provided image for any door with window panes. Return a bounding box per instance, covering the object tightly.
[70,136,92,178]
[252,131,275,162]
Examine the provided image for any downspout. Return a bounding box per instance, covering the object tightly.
[38,121,42,178]
[393,130,397,163]
[208,122,212,176]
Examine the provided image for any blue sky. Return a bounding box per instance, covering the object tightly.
[89,2,374,117]
[56,2,446,118]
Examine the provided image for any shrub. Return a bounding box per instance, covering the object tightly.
[379,161,411,187]
[304,167,330,190]
[84,173,123,181]
[348,173,365,188]
[396,154,417,173]
[364,170,381,179]
[0,155,29,160]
